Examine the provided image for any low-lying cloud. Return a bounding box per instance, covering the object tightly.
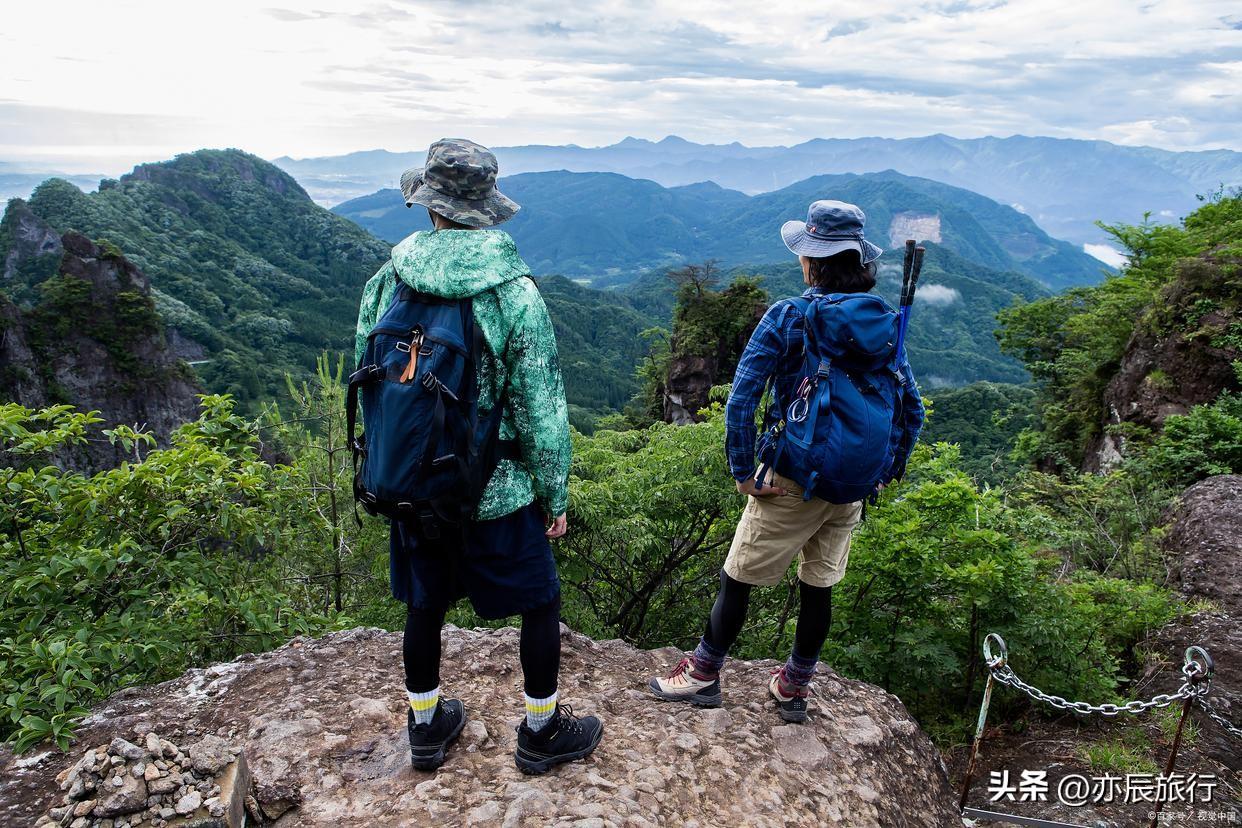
[917,284,962,306]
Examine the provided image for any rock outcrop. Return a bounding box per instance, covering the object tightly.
[1,626,961,827]
[1148,474,1242,771]
[1086,252,1240,471]
[0,210,200,472]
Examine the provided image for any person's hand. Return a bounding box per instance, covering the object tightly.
[545,513,568,538]
[736,477,786,497]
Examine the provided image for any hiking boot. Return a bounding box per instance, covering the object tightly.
[408,698,466,771]
[515,705,604,775]
[648,657,723,707]
[769,669,810,723]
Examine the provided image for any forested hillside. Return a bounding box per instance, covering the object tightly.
[10,150,390,407]
[334,169,1105,288]
[610,244,1047,391]
[0,152,656,422]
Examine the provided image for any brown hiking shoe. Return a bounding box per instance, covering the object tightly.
[769,669,810,723]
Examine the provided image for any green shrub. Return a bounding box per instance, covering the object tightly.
[0,397,335,751]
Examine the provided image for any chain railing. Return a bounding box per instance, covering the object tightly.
[959,633,1237,828]
[1196,694,1242,740]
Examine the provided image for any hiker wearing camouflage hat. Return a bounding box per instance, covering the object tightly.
[354,138,602,774]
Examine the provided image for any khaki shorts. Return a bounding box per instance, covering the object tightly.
[724,471,862,588]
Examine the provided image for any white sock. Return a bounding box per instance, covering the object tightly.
[524,691,558,731]
[408,687,439,725]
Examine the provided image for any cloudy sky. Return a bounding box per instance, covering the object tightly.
[2,0,1239,173]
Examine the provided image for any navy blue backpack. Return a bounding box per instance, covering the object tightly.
[346,272,517,538]
[755,292,922,504]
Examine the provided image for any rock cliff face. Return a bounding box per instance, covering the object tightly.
[1086,252,1241,471]
[0,211,200,471]
[1149,474,1242,771]
[0,626,961,827]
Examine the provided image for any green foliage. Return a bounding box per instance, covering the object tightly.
[1079,738,1160,776]
[998,195,1242,466]
[562,411,1181,735]
[262,355,392,620]
[1136,391,1242,484]
[921,382,1037,484]
[534,276,658,421]
[0,397,335,751]
[20,154,391,409]
[560,409,742,642]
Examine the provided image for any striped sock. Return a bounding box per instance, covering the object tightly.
[524,691,558,732]
[407,687,439,725]
[783,652,817,688]
[691,637,726,678]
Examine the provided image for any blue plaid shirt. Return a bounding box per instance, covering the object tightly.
[725,288,827,482]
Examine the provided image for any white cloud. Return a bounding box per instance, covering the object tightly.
[917,284,961,306]
[1084,243,1128,268]
[0,0,1238,170]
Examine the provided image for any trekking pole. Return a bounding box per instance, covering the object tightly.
[894,242,925,366]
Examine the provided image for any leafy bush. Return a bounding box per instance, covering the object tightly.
[0,397,335,751]
[561,411,1181,738]
[997,195,1241,467]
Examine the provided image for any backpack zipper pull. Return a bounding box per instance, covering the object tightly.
[400,329,425,383]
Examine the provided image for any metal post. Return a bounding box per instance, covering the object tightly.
[1150,647,1214,828]
[960,633,1007,812]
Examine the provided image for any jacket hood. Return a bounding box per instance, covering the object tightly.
[391,229,530,299]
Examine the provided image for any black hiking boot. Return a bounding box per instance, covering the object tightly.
[514,705,604,775]
[769,669,810,723]
[408,698,466,771]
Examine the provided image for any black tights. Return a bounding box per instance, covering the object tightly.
[703,570,833,660]
[403,596,561,698]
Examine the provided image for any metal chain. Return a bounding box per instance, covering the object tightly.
[983,637,1213,718]
[1195,696,1242,740]
[989,663,1208,717]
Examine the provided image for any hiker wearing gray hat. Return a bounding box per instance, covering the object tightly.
[354,138,601,775]
[651,198,924,722]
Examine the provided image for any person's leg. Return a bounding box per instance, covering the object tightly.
[691,569,754,676]
[403,601,448,722]
[519,595,561,731]
[769,499,860,721]
[781,580,832,688]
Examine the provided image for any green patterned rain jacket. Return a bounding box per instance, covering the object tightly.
[354,229,570,521]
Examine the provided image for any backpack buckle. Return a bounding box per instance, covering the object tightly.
[416,507,440,540]
[816,360,832,379]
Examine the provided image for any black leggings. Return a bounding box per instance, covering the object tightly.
[403,596,561,698]
[703,570,833,660]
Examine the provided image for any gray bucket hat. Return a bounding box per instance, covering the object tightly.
[400,138,519,228]
[781,200,883,263]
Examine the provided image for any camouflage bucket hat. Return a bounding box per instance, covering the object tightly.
[400,138,519,228]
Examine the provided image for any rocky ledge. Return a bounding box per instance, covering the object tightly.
[1,626,960,827]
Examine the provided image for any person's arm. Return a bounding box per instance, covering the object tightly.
[725,302,793,493]
[504,280,571,521]
[354,261,394,368]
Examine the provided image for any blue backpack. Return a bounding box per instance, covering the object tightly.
[346,272,517,538]
[755,293,921,505]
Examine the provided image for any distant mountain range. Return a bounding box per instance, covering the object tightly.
[276,134,1242,247]
[334,169,1106,289]
[2,149,1053,423]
